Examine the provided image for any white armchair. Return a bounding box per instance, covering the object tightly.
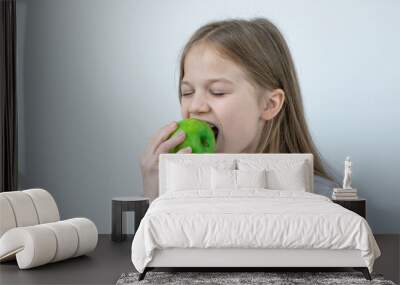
[0,188,98,269]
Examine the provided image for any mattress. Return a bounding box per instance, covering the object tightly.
[131,189,381,273]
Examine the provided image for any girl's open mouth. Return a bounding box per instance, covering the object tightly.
[211,126,219,141]
[206,122,219,142]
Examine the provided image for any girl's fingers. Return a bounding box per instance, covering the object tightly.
[150,122,178,154]
[155,130,186,155]
[177,146,192,154]
[141,122,192,176]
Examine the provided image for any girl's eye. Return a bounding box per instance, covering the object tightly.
[181,91,226,96]
[211,92,225,96]
[182,91,194,96]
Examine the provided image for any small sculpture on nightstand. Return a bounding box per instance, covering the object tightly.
[332,156,358,200]
[343,156,353,189]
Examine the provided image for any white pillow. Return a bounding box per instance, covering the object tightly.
[211,168,236,190]
[211,168,268,190]
[237,159,309,191]
[166,160,235,192]
[236,169,267,188]
[266,166,307,191]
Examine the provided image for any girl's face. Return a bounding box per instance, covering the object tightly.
[180,42,267,153]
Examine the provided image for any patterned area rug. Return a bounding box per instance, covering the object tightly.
[116,271,396,285]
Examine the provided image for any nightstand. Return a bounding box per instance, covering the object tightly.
[332,198,366,218]
[111,196,149,242]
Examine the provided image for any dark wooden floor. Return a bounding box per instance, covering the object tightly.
[0,234,399,285]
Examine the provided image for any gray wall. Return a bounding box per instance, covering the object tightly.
[17,0,400,234]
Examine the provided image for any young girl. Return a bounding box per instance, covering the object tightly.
[140,17,340,202]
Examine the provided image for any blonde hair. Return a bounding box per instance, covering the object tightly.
[178,17,338,184]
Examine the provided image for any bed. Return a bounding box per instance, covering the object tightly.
[131,153,381,281]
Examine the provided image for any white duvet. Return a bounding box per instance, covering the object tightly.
[131,189,381,273]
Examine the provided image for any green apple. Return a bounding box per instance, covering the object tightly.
[169,118,216,153]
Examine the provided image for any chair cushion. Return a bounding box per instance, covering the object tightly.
[0,191,39,228]
[0,218,98,269]
[0,196,16,237]
[23,189,60,224]
[0,189,60,238]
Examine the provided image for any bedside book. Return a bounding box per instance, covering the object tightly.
[332,195,359,200]
[332,188,358,200]
[333,188,357,193]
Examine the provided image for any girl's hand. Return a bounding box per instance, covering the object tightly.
[140,122,192,202]
[140,121,192,174]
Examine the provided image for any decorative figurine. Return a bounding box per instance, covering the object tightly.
[332,156,357,200]
[342,156,352,189]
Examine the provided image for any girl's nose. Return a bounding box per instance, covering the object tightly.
[188,93,210,114]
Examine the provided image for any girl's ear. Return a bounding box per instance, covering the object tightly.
[260,88,285,121]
